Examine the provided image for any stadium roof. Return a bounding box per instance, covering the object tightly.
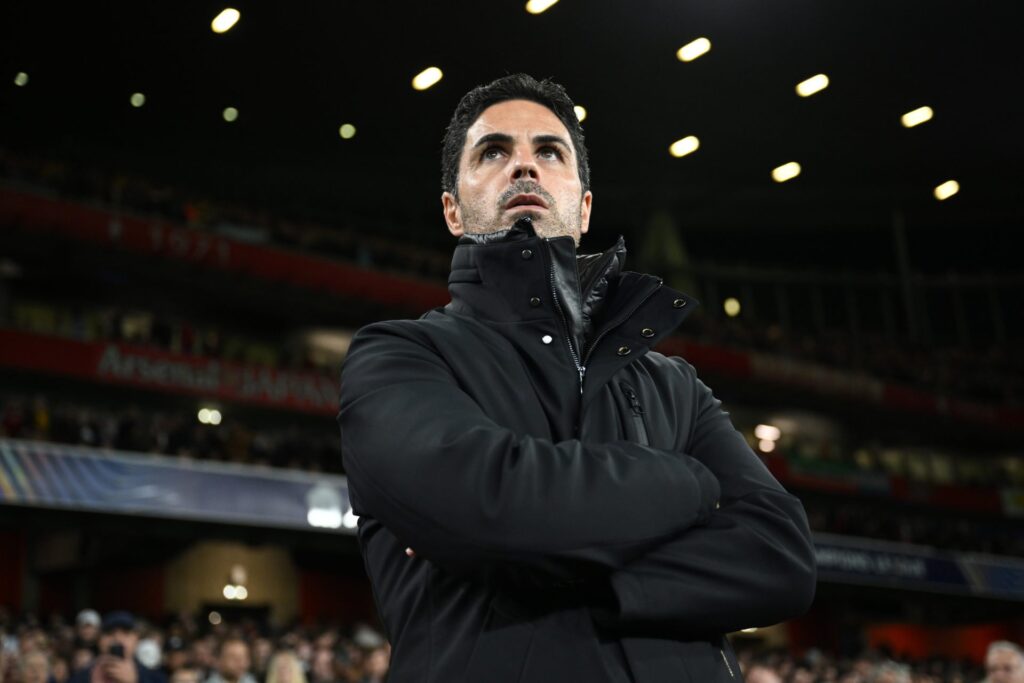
[2,1,1021,271]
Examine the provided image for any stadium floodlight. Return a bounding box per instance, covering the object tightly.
[723,297,741,317]
[525,0,559,14]
[222,107,239,122]
[574,105,587,122]
[669,135,700,158]
[934,180,959,201]
[676,37,711,63]
[772,161,801,183]
[211,8,240,34]
[130,93,146,108]
[14,72,29,87]
[412,67,443,91]
[754,424,782,441]
[339,123,356,139]
[796,74,829,97]
[901,106,934,128]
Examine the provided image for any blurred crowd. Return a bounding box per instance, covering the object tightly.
[732,642,1024,683]
[0,395,342,474]
[3,606,1021,683]
[803,499,1024,557]
[2,147,1020,406]
[0,608,388,683]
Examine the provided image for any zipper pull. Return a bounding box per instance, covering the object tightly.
[624,386,643,415]
[578,366,586,394]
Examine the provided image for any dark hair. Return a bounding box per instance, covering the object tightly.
[441,73,590,196]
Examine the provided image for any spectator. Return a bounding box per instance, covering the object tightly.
[204,640,254,683]
[20,651,52,683]
[68,612,167,683]
[264,653,305,683]
[169,670,201,683]
[74,612,101,653]
[747,663,783,683]
[985,642,1024,683]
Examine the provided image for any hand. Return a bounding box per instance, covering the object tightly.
[98,656,138,683]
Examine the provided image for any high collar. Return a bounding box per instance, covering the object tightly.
[443,217,700,403]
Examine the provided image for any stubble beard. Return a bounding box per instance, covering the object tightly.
[458,181,582,246]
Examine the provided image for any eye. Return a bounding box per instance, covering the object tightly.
[481,146,505,161]
[538,146,563,161]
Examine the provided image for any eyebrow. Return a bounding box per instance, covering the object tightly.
[470,132,573,155]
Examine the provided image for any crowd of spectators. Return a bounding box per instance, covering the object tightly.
[731,643,1019,683]
[0,395,342,474]
[3,147,1020,406]
[802,499,1024,558]
[0,608,388,683]
[6,299,333,374]
[3,606,1020,683]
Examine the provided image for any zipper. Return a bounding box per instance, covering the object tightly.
[620,383,649,447]
[547,259,586,394]
[720,649,735,678]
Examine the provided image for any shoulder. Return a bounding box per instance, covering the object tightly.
[638,350,700,385]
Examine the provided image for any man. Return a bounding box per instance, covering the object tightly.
[74,610,101,654]
[203,640,255,683]
[338,73,816,682]
[68,612,167,683]
[986,641,1024,683]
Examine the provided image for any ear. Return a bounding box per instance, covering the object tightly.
[579,190,593,235]
[441,192,463,237]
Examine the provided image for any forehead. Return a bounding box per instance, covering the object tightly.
[463,99,571,150]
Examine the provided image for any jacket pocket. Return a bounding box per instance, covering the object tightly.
[619,382,650,447]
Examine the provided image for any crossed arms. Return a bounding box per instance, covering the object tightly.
[337,322,817,635]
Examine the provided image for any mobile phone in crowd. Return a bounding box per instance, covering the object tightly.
[108,644,125,659]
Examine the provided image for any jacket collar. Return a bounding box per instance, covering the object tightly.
[444,218,699,399]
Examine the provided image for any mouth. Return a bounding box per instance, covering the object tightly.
[505,194,549,211]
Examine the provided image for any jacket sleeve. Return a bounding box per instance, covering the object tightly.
[593,360,817,636]
[337,322,721,580]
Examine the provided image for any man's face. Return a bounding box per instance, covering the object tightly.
[987,648,1024,683]
[102,628,138,660]
[442,99,592,246]
[219,642,251,681]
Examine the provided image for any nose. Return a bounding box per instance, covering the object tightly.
[510,149,539,182]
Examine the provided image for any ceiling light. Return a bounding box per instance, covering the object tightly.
[412,67,443,91]
[14,72,29,87]
[754,424,782,441]
[723,297,741,317]
[934,180,959,201]
[758,439,776,453]
[130,93,146,108]
[525,0,559,14]
[676,38,711,63]
[339,123,356,139]
[772,162,801,183]
[573,105,587,122]
[901,106,933,128]
[222,107,239,122]
[211,8,240,34]
[795,74,829,97]
[669,135,700,158]
[198,409,210,424]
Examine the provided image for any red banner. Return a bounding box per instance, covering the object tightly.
[0,329,337,414]
[0,186,450,312]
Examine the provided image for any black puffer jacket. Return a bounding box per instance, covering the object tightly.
[338,220,816,683]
